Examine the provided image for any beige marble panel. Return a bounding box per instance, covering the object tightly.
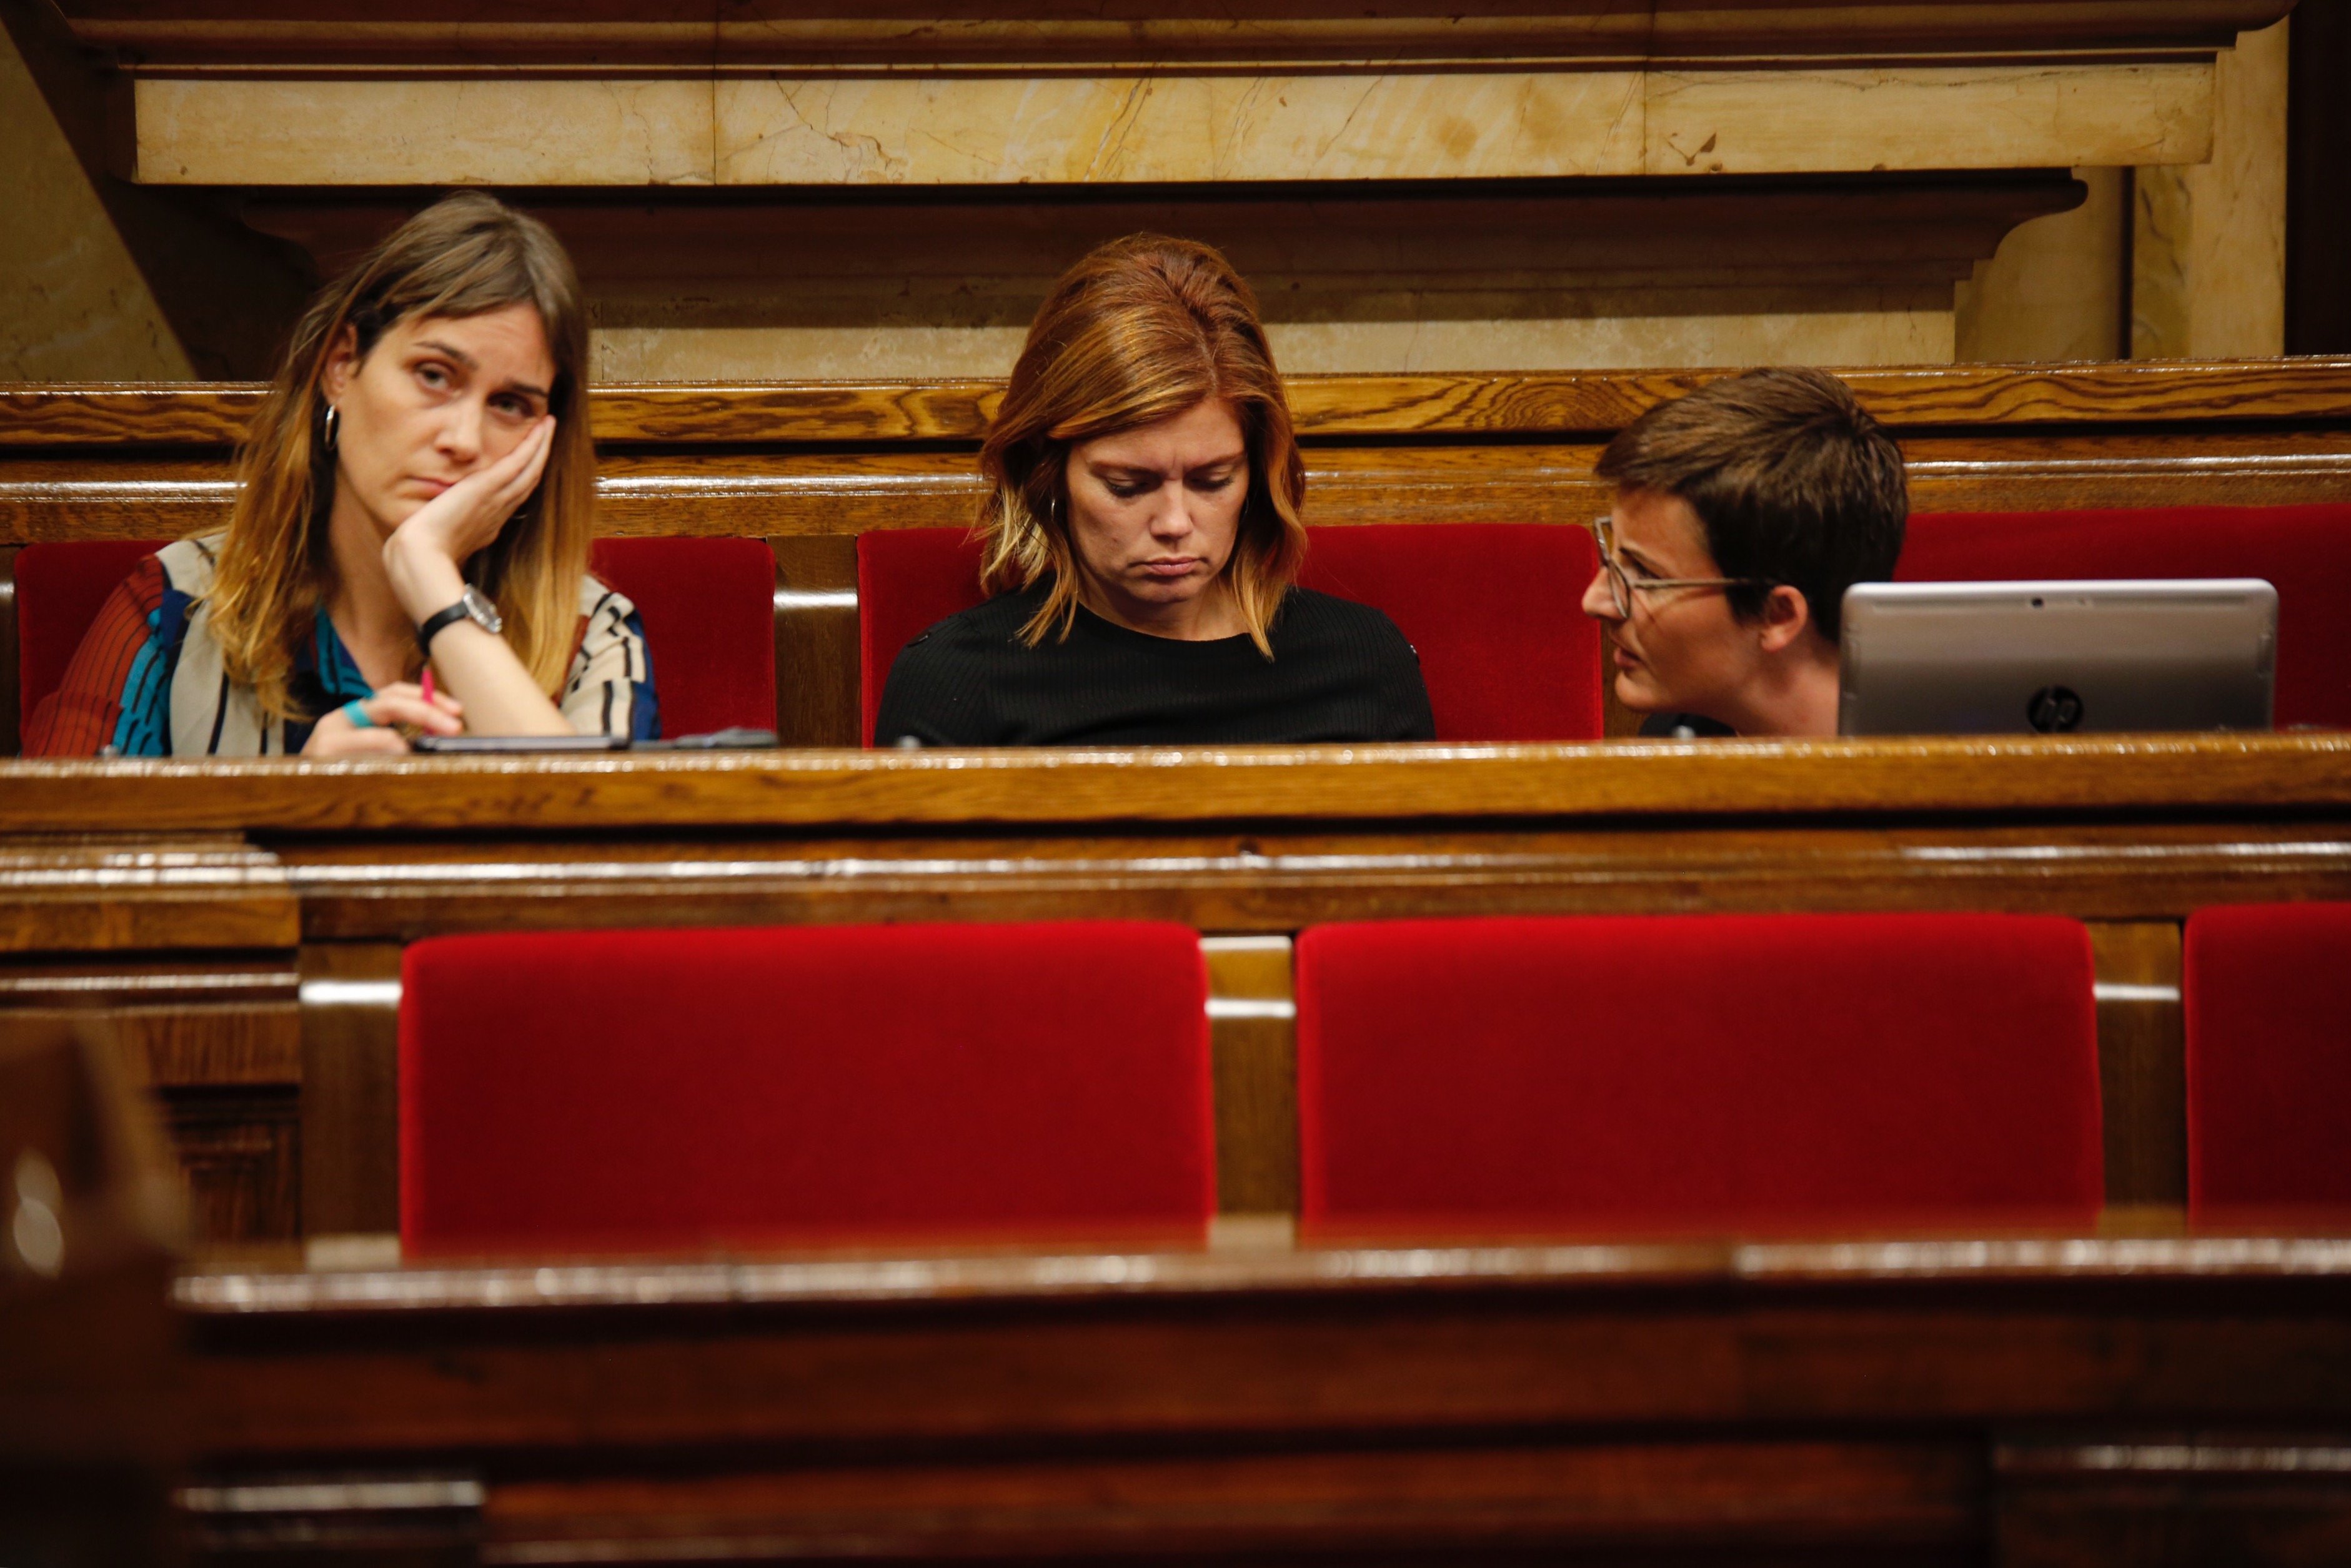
[2184,16,2286,356]
[132,77,716,186]
[1648,63,2211,174]
[713,72,1648,184]
[2129,19,2286,358]
[0,21,191,377]
[132,61,2215,187]
[592,306,1951,381]
[1956,167,2127,362]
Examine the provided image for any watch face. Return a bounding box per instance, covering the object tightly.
[460,585,505,635]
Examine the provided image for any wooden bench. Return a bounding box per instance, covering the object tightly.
[174,1235,2351,1564]
[7,360,2350,748]
[2,737,2349,1243]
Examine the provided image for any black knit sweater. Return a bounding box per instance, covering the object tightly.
[874,584,1437,746]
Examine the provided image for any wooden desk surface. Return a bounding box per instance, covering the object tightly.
[171,1235,2351,1564]
[4,732,2350,834]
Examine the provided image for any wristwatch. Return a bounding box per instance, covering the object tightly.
[417,585,503,653]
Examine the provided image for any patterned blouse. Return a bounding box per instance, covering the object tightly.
[25,533,658,755]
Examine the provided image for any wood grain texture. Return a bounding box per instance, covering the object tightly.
[2086,922,2187,1211]
[4,736,2349,835]
[0,834,297,950]
[7,362,2350,450]
[479,1440,1977,1561]
[297,943,402,1239]
[177,1237,2351,1452]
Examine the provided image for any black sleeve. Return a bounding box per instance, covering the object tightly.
[1367,613,1438,740]
[873,633,997,747]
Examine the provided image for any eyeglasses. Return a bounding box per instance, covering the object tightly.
[1591,515,1775,620]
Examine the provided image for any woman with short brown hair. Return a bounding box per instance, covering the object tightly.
[875,234,1432,745]
[29,192,656,756]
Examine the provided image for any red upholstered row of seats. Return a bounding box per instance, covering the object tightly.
[14,538,779,742]
[21,503,2351,743]
[397,903,2351,1256]
[856,524,1604,743]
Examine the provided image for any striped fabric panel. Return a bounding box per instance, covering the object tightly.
[23,556,169,757]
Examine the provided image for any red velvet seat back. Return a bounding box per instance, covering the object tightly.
[1899,505,2351,728]
[2185,901,2351,1221]
[587,537,775,738]
[16,539,165,725]
[400,920,1215,1254]
[18,537,772,743]
[858,528,988,745]
[1296,913,2103,1237]
[857,524,1604,744]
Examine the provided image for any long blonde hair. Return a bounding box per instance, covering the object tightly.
[977,234,1308,655]
[206,192,594,720]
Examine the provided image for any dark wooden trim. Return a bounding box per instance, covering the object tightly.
[54,2,2292,72]
[2287,0,2351,355]
[8,360,2351,450]
[0,542,19,757]
[1,735,2347,835]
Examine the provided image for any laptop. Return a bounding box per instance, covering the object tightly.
[1838,579,2277,737]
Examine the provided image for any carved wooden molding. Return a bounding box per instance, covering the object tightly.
[2,735,2348,834]
[8,360,2350,448]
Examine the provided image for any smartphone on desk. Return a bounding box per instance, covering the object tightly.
[409,733,631,754]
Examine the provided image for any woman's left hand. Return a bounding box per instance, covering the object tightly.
[382,415,555,620]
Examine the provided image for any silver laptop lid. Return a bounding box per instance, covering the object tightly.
[1839,579,2277,737]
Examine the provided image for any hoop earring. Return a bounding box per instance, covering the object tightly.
[321,404,340,452]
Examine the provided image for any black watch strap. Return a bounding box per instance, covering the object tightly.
[416,600,475,653]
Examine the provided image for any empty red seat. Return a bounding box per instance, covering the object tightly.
[587,537,775,738]
[2185,901,2351,1221]
[400,921,1215,1254]
[1899,504,2351,728]
[16,537,772,745]
[857,523,1603,744]
[1296,913,2103,1237]
[15,539,164,728]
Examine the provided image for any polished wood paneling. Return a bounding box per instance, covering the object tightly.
[1205,935,1298,1216]
[9,361,2349,452]
[0,836,297,953]
[5,736,2350,835]
[2087,923,2189,1214]
[296,943,402,1241]
[171,1238,2351,1562]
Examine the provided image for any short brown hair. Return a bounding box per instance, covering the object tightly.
[977,234,1307,655]
[1596,367,1906,642]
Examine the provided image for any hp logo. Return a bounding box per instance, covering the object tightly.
[2027,685,2085,733]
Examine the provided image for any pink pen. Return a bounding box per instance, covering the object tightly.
[421,668,435,705]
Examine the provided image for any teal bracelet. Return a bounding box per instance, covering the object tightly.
[339,698,376,730]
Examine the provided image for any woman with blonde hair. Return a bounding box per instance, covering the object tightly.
[29,192,655,756]
[874,234,1432,746]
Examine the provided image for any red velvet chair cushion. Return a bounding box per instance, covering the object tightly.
[1296,913,2103,1237]
[400,920,1215,1253]
[857,523,1603,743]
[17,539,165,725]
[19,537,772,743]
[2185,901,2351,1220]
[858,528,988,745]
[587,537,775,738]
[1899,505,2351,728]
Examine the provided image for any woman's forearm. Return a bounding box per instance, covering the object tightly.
[390,537,573,737]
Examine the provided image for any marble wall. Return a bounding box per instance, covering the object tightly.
[0,17,190,379]
[2133,17,2289,358]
